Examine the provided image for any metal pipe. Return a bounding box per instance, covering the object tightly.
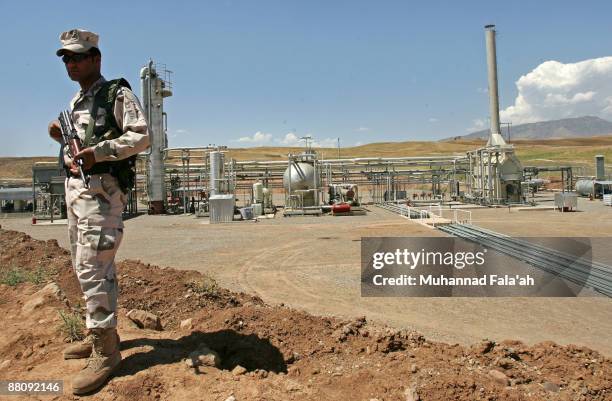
[139,64,152,156]
[487,151,493,202]
[440,224,612,297]
[163,146,226,152]
[232,155,467,166]
[321,156,467,163]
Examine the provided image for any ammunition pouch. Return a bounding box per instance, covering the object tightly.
[85,156,136,193]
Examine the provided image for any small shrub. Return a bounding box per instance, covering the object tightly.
[27,266,50,285]
[186,275,219,297]
[0,268,27,286]
[58,310,85,342]
[0,266,51,286]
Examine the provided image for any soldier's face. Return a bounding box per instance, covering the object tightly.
[63,51,101,82]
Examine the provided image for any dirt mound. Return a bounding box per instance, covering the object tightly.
[0,227,610,400]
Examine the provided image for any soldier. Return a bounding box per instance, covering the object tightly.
[48,29,150,394]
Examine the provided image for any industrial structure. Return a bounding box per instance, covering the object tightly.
[575,155,612,198]
[129,24,531,220]
[141,60,173,214]
[32,163,65,220]
[21,25,611,222]
[463,25,524,205]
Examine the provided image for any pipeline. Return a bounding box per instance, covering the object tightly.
[438,223,612,297]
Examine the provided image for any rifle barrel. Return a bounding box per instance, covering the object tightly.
[58,110,89,188]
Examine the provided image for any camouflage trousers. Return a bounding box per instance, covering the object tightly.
[65,174,126,329]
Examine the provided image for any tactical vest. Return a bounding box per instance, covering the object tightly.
[83,78,137,193]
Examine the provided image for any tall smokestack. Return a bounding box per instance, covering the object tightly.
[484,24,507,147]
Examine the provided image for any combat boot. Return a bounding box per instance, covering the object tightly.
[63,332,93,359]
[64,331,120,359]
[71,328,121,395]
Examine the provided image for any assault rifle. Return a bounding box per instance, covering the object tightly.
[58,110,89,188]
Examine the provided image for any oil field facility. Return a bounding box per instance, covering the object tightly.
[2,11,612,400]
[20,25,610,224]
[0,24,611,367]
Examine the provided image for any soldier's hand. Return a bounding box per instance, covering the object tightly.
[74,147,96,170]
[48,120,62,143]
[63,158,79,177]
[69,161,80,177]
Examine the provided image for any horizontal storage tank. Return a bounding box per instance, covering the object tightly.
[332,203,351,214]
[575,179,594,196]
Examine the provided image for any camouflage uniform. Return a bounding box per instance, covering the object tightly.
[64,76,149,329]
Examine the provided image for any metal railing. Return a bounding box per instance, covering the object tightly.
[378,202,472,224]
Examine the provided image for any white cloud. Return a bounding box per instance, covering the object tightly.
[236,131,273,144]
[356,127,370,132]
[500,57,612,124]
[466,118,487,132]
[279,132,301,146]
[316,138,338,148]
[354,141,363,146]
[544,91,595,105]
[278,133,338,148]
[428,117,438,123]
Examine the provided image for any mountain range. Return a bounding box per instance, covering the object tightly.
[452,116,612,141]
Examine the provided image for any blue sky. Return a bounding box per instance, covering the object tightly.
[1,0,612,156]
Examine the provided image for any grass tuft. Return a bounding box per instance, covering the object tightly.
[0,267,27,286]
[0,266,51,286]
[58,310,86,342]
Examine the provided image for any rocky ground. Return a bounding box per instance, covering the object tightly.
[0,227,610,400]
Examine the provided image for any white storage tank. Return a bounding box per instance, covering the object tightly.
[575,179,594,197]
[209,151,224,196]
[209,194,234,223]
[283,162,319,191]
[253,182,264,203]
[262,187,271,208]
[283,161,320,207]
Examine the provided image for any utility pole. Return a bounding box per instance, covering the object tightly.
[337,137,340,158]
[501,122,512,142]
[300,135,312,151]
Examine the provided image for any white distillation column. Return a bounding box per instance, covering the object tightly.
[141,60,172,214]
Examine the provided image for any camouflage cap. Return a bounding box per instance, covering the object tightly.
[56,29,99,56]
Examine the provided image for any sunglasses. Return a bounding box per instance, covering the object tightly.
[62,53,92,64]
